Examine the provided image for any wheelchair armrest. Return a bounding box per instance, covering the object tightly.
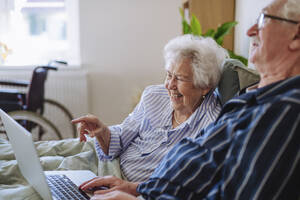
[0,88,26,94]
[0,80,30,87]
[0,90,26,112]
[0,89,26,102]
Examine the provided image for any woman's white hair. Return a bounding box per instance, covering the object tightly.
[164,34,229,89]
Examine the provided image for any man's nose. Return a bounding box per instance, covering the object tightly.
[247,24,258,37]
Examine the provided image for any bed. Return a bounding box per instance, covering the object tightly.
[0,137,98,200]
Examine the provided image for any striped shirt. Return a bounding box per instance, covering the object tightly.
[95,84,221,182]
[138,76,300,200]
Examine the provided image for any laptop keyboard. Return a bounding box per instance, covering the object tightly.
[46,174,90,200]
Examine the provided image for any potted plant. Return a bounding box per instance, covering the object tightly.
[180,8,248,66]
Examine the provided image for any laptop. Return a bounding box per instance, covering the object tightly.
[0,109,97,200]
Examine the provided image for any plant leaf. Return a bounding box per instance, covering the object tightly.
[190,15,202,36]
[179,7,184,19]
[216,37,224,46]
[228,50,248,66]
[182,20,192,34]
[179,7,192,34]
[203,29,215,37]
[214,21,238,45]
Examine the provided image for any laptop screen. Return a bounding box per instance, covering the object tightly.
[0,109,53,200]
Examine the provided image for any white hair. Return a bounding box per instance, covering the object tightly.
[164,34,229,89]
[279,0,300,20]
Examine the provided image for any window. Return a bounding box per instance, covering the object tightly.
[0,0,80,67]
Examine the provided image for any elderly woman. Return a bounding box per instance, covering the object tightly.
[72,35,228,183]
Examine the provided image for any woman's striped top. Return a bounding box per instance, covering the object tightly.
[95,84,221,182]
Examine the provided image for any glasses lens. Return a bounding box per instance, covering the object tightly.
[258,13,264,29]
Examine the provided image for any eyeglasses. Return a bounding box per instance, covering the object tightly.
[257,13,299,29]
[165,71,193,83]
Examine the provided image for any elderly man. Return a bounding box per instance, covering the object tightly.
[82,0,300,199]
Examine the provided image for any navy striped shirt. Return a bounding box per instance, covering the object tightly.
[138,76,300,200]
[95,85,221,182]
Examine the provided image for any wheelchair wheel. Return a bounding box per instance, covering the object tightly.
[7,110,63,141]
[44,99,77,138]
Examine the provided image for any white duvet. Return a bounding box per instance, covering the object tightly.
[0,138,98,200]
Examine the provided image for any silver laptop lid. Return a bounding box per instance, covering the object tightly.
[0,109,53,200]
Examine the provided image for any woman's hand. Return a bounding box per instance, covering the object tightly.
[80,176,140,197]
[91,191,138,200]
[71,114,111,154]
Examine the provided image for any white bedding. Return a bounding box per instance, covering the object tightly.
[0,137,98,200]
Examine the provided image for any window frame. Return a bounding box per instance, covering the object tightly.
[0,0,81,69]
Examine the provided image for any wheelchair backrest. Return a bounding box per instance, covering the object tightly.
[27,67,49,114]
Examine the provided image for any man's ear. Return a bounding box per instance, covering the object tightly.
[289,25,300,51]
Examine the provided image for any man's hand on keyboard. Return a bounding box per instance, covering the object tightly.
[79,176,139,197]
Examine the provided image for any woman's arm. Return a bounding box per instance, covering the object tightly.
[72,114,111,154]
[102,88,149,157]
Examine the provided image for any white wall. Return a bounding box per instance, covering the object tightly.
[234,0,273,59]
[79,0,182,125]
[80,0,276,125]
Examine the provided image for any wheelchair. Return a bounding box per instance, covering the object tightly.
[0,65,76,141]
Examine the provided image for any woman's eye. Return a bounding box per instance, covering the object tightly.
[176,77,185,81]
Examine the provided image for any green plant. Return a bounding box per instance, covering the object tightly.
[179,8,248,66]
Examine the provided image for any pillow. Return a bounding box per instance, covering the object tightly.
[217,59,260,105]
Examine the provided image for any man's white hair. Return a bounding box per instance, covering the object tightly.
[279,0,300,20]
[164,34,229,89]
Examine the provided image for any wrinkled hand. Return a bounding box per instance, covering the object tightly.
[71,114,111,154]
[80,176,139,197]
[91,191,138,200]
